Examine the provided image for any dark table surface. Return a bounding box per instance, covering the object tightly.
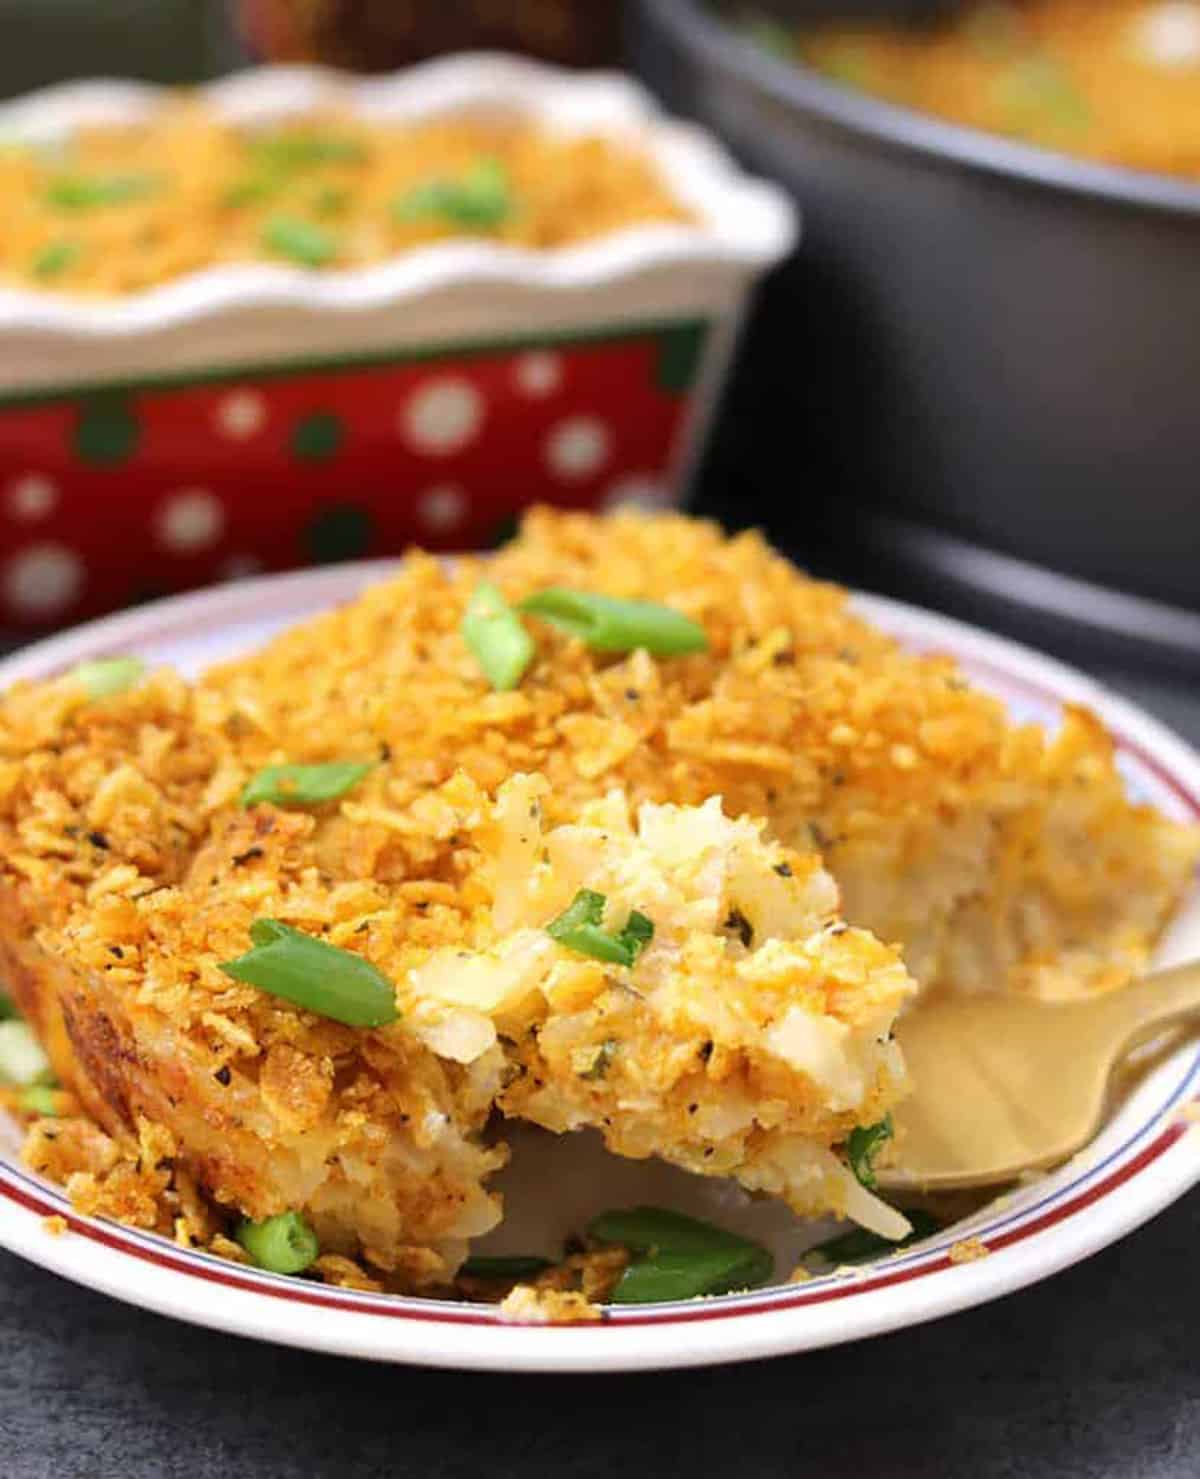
[2,635,1197,1479]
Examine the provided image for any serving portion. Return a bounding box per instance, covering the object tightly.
[0,509,1195,1318]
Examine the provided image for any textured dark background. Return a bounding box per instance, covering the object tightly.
[2,658,1197,1478]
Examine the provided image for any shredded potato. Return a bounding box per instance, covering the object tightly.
[0,508,1193,1297]
[0,103,688,297]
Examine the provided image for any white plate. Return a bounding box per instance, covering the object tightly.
[0,565,1197,1371]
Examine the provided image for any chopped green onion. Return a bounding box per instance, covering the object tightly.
[262,215,337,267]
[312,185,349,217]
[846,1114,894,1191]
[235,1210,319,1274]
[249,132,364,171]
[546,890,654,969]
[520,589,708,657]
[18,1084,59,1118]
[993,55,1089,135]
[0,991,18,1022]
[241,760,374,809]
[817,41,873,89]
[222,175,279,209]
[219,919,398,1028]
[462,581,535,692]
[393,157,513,230]
[618,911,654,959]
[0,1020,51,1085]
[458,1254,553,1281]
[32,240,80,279]
[46,172,159,209]
[70,656,145,700]
[806,1209,942,1268]
[589,1206,774,1304]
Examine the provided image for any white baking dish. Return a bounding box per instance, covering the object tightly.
[0,57,795,628]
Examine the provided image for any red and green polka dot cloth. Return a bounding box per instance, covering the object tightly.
[0,322,706,627]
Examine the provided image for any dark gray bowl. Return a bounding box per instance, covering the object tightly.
[632,0,1200,665]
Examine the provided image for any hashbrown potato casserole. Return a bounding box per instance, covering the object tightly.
[0,508,1194,1301]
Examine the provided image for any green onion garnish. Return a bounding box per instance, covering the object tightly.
[31,240,80,279]
[846,1114,894,1191]
[589,1206,774,1304]
[218,919,398,1028]
[18,1083,59,1118]
[458,1254,553,1281]
[222,176,279,209]
[249,132,364,171]
[312,185,349,217]
[393,157,513,231]
[0,1020,51,1085]
[817,41,873,89]
[240,760,374,809]
[461,581,535,692]
[994,55,1089,135]
[70,656,145,700]
[235,1210,319,1275]
[806,1209,942,1268]
[520,589,708,656]
[262,215,337,267]
[546,890,654,969]
[46,172,159,209]
[0,991,18,1022]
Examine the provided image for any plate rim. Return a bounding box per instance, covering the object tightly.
[0,561,1197,1371]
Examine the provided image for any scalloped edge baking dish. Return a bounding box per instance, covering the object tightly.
[0,56,796,630]
[0,55,796,381]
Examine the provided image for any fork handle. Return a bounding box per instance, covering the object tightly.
[1094,959,1200,1050]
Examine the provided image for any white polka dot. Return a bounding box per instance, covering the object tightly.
[215,390,266,441]
[7,474,58,522]
[514,351,563,398]
[156,489,225,553]
[401,379,484,457]
[2,543,83,617]
[601,475,676,513]
[417,484,469,533]
[220,553,263,582]
[545,417,612,482]
[1135,1,1200,66]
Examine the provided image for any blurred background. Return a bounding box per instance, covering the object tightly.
[1,0,1198,704]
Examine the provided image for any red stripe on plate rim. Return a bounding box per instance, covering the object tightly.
[0,1117,1190,1328]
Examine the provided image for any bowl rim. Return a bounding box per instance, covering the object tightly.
[640,0,1200,219]
[0,53,797,334]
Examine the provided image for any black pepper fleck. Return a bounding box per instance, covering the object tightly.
[723,908,754,949]
[214,1065,232,1086]
[87,830,110,850]
[773,862,792,878]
